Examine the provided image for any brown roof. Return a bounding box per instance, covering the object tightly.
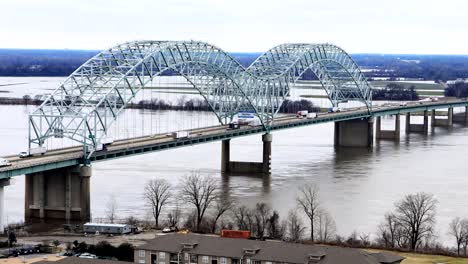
[137,233,404,264]
[34,257,131,264]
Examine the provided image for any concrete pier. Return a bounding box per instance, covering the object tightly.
[405,111,429,134]
[334,118,373,147]
[25,165,91,222]
[0,179,10,233]
[376,115,400,140]
[221,133,272,174]
[453,106,468,124]
[431,108,453,127]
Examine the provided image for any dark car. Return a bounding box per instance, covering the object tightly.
[228,122,240,130]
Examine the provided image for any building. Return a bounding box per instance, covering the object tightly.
[134,234,404,264]
[83,223,132,234]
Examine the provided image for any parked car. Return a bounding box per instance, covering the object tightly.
[79,253,98,259]
[162,226,178,233]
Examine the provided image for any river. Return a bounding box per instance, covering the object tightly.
[1,77,468,247]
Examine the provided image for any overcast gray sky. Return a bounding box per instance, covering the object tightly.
[1,0,466,54]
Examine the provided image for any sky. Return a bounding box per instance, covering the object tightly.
[0,0,467,54]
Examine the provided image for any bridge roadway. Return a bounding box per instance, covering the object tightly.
[1,98,468,179]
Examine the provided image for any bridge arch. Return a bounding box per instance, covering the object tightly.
[247,43,372,116]
[29,41,372,158]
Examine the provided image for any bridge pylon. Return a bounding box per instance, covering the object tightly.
[221,133,272,175]
[25,165,91,223]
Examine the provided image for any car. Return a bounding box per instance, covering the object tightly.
[79,253,97,259]
[19,151,29,158]
[228,122,240,130]
[162,227,172,233]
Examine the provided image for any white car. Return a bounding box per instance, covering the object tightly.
[19,151,29,158]
[0,158,11,167]
[79,253,97,259]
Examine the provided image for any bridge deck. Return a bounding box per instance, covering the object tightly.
[1,98,467,179]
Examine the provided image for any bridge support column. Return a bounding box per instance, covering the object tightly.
[0,179,10,234]
[334,118,373,147]
[431,108,453,127]
[453,106,468,124]
[221,134,272,174]
[25,165,91,223]
[376,115,400,140]
[405,111,429,134]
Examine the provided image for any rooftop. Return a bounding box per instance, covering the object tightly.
[137,233,405,264]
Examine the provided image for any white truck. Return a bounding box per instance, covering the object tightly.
[19,146,47,158]
[172,131,189,139]
[307,112,318,119]
[0,158,11,167]
[296,110,308,118]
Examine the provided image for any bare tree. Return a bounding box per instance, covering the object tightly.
[394,192,437,250]
[448,217,468,256]
[254,203,272,239]
[166,202,181,229]
[287,209,305,242]
[180,172,219,231]
[267,211,286,240]
[144,179,172,228]
[297,184,320,242]
[377,213,402,248]
[105,194,118,223]
[315,208,336,243]
[233,205,250,230]
[463,221,468,256]
[209,198,234,233]
[359,233,371,247]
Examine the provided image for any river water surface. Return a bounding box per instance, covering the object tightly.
[1,78,468,247]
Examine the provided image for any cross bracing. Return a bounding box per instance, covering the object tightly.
[29,40,372,158]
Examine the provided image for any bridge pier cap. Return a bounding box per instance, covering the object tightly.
[27,40,372,159]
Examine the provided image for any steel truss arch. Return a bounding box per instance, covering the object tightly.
[247,43,373,112]
[29,40,372,158]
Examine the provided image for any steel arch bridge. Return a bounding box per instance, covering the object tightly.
[28,40,373,158]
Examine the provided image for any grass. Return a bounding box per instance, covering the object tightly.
[370,81,444,90]
[417,91,444,96]
[365,249,468,264]
[400,252,468,264]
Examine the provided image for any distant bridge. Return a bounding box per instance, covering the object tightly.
[0,40,467,229]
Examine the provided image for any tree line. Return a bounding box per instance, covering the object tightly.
[137,172,468,257]
[372,83,419,101]
[2,49,468,82]
[134,98,320,114]
[445,82,468,98]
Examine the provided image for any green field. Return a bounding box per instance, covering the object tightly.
[369,81,444,90]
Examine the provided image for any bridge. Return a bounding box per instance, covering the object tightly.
[1,40,468,231]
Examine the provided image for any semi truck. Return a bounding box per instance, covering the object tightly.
[172,131,189,139]
[296,110,308,118]
[18,147,47,158]
[0,158,11,167]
